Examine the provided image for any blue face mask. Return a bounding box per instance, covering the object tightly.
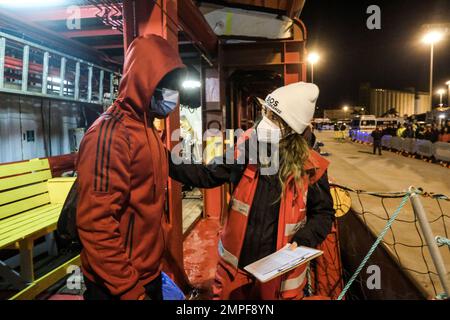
[151,88,179,118]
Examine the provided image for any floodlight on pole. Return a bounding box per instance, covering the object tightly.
[422,31,444,110]
[437,88,445,107]
[307,52,320,84]
[446,80,450,107]
[343,105,349,119]
[422,31,444,45]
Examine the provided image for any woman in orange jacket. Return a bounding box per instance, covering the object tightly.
[169,82,340,300]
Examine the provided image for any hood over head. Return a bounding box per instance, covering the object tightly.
[115,35,185,121]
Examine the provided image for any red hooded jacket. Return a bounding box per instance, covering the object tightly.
[76,35,184,299]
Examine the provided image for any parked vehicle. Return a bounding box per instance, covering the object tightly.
[376,117,405,129]
[313,118,334,130]
[350,115,377,133]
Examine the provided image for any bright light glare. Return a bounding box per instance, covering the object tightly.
[439,114,446,119]
[446,80,450,86]
[343,106,349,112]
[422,31,444,45]
[437,89,445,95]
[182,80,201,89]
[48,77,61,84]
[307,52,320,64]
[0,0,65,7]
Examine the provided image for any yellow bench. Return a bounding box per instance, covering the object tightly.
[0,158,77,299]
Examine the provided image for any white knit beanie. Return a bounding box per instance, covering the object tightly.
[262,82,319,134]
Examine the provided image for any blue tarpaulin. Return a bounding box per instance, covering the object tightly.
[161,272,185,300]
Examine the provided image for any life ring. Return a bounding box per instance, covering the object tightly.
[330,186,352,217]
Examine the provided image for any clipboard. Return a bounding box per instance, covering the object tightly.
[244,245,323,283]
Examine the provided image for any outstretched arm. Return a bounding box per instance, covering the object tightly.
[168,141,248,188]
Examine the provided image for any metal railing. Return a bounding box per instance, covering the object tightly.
[0,31,120,105]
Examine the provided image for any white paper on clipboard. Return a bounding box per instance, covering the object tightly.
[244,245,323,283]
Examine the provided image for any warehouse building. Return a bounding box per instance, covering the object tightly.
[359,83,431,117]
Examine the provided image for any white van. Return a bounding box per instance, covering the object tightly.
[350,115,377,133]
[313,118,334,130]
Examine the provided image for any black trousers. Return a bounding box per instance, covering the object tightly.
[373,142,382,155]
[83,274,163,300]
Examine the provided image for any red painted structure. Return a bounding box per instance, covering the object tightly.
[0,0,311,297]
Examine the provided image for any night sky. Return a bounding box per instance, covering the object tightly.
[301,0,450,110]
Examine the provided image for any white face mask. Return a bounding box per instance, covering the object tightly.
[257,116,281,143]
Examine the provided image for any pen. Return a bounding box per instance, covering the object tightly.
[260,253,314,275]
[277,255,308,272]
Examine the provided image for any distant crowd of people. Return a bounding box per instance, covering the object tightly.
[371,120,449,155]
[333,123,347,131]
[380,120,450,143]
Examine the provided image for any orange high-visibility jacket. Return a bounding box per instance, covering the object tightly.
[218,129,339,299]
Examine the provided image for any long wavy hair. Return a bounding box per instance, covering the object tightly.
[264,112,311,196]
[279,127,311,196]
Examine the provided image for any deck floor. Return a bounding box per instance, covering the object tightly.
[182,189,203,235]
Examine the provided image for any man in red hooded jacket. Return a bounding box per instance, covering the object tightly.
[76,35,185,300]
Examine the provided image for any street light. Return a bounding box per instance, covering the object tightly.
[307,52,320,84]
[437,88,445,107]
[446,80,450,107]
[422,31,444,109]
[343,105,349,119]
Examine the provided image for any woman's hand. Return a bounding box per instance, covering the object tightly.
[289,242,298,250]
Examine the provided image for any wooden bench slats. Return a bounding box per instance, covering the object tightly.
[0,159,50,178]
[0,193,51,220]
[9,255,81,300]
[0,159,79,298]
[0,158,79,298]
[0,208,60,242]
[0,182,48,206]
[0,170,52,192]
[0,209,61,248]
[0,204,61,234]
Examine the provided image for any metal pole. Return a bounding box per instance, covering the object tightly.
[59,57,66,97]
[410,191,449,297]
[21,45,30,92]
[99,69,104,104]
[74,61,80,100]
[42,52,49,95]
[87,65,93,102]
[0,37,5,89]
[447,83,450,108]
[109,72,114,101]
[311,63,314,84]
[429,44,434,110]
